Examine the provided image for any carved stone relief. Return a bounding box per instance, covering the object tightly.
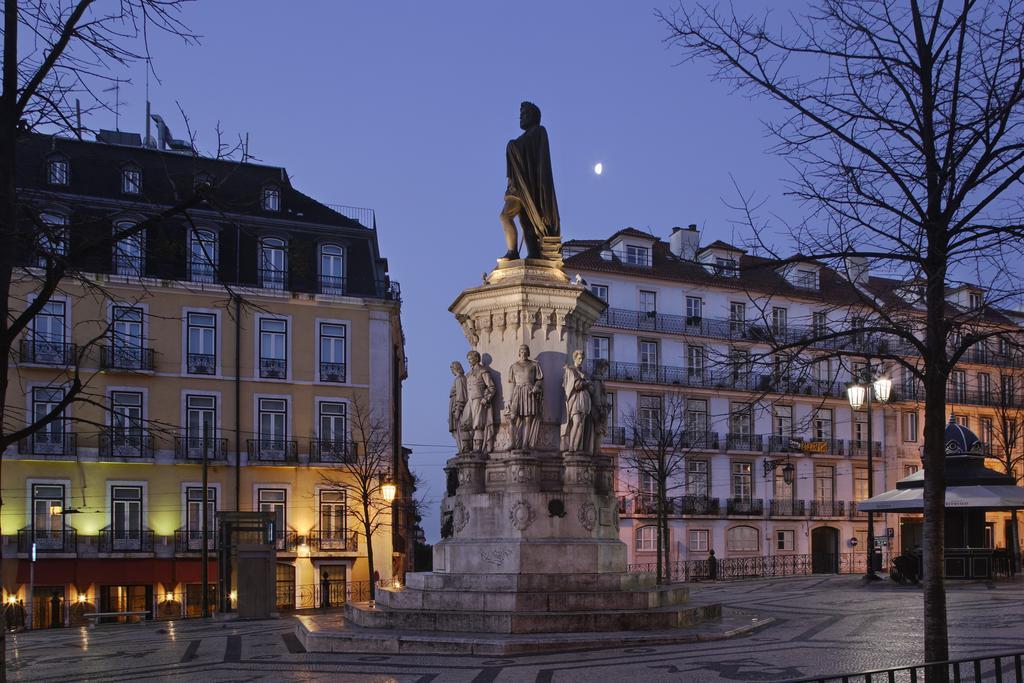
[453,501,470,533]
[578,501,597,531]
[509,500,536,531]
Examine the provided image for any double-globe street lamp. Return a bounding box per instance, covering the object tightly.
[847,370,892,580]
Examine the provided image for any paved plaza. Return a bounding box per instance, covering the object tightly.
[6,575,1024,682]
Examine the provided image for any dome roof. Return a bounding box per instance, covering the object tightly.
[945,417,985,457]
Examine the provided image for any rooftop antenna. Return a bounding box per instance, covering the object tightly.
[103,80,125,131]
[144,60,153,147]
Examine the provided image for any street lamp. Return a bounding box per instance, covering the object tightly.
[847,369,892,580]
[380,478,397,504]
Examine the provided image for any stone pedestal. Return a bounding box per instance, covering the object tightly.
[341,260,724,637]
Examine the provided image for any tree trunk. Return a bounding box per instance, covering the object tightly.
[1011,509,1021,574]
[363,497,376,601]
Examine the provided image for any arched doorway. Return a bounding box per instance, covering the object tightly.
[811,526,839,573]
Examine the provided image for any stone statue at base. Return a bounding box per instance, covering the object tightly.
[499,101,561,263]
[448,361,468,452]
[588,359,610,455]
[461,350,496,453]
[506,344,544,450]
[562,349,592,453]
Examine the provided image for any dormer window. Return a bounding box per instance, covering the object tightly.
[262,186,280,212]
[714,257,739,277]
[121,166,141,195]
[47,157,69,186]
[794,268,818,289]
[625,245,650,266]
[37,212,68,266]
[259,237,287,289]
[969,292,983,310]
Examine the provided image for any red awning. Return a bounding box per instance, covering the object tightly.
[15,559,218,587]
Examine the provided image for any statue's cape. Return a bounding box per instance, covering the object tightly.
[506,125,560,238]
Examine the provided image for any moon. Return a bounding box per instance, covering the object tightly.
[594,162,603,175]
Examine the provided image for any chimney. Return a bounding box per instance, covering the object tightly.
[845,255,870,285]
[670,224,700,261]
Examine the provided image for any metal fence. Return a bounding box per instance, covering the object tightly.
[276,581,372,611]
[628,552,883,582]
[784,650,1024,683]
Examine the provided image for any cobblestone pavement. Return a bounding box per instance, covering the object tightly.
[6,575,1024,682]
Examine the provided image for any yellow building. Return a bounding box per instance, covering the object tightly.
[3,130,406,627]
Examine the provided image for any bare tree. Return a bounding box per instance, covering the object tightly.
[319,397,395,601]
[661,2,1024,674]
[621,392,700,584]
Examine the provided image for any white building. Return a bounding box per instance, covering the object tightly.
[563,226,1023,571]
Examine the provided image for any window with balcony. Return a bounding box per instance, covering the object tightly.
[813,408,833,440]
[776,529,795,551]
[727,348,750,381]
[588,336,609,362]
[686,398,708,434]
[774,467,794,501]
[262,186,281,211]
[729,302,746,334]
[773,405,793,440]
[854,467,869,502]
[185,487,216,549]
[639,290,656,316]
[259,318,287,379]
[853,411,868,448]
[319,244,345,294]
[686,460,708,497]
[813,358,832,385]
[257,398,289,459]
[952,413,969,430]
[189,229,218,283]
[978,372,991,400]
[316,401,348,461]
[109,306,146,370]
[27,300,67,364]
[37,213,68,267]
[259,237,287,289]
[186,312,217,375]
[1003,418,1019,450]
[903,411,919,442]
[814,464,835,503]
[625,245,649,266]
[319,490,347,548]
[772,307,787,337]
[121,166,141,195]
[730,404,753,442]
[812,311,828,337]
[685,345,705,380]
[258,488,287,542]
[731,462,752,500]
[727,525,759,552]
[31,483,66,549]
[109,391,145,457]
[950,370,967,403]
[638,394,662,438]
[112,222,144,276]
[689,529,709,552]
[1001,375,1016,405]
[319,323,346,382]
[184,394,216,458]
[30,387,67,455]
[111,485,143,550]
[635,525,657,552]
[685,296,702,325]
[639,340,658,370]
[980,417,994,449]
[47,157,69,185]
[590,284,608,302]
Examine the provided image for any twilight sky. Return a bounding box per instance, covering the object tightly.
[106,1,806,541]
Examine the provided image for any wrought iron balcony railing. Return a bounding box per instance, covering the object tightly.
[258,267,288,290]
[318,275,347,295]
[676,495,720,515]
[273,529,300,551]
[174,528,218,553]
[259,357,287,379]
[309,529,359,552]
[99,430,154,458]
[768,499,806,517]
[100,345,155,371]
[848,501,869,518]
[809,499,846,517]
[113,255,145,277]
[894,385,1024,409]
[18,431,76,459]
[319,361,346,383]
[725,432,763,451]
[187,353,216,375]
[678,430,719,450]
[174,435,229,461]
[17,526,77,553]
[188,261,217,284]
[19,339,76,365]
[247,438,298,463]
[846,440,884,457]
[98,526,155,553]
[726,497,764,516]
[309,439,354,464]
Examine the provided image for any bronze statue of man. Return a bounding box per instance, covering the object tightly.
[500,101,561,262]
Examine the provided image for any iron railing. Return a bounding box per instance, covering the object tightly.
[98,526,155,553]
[676,495,720,515]
[18,431,76,458]
[769,499,806,517]
[848,501,868,518]
[174,435,229,461]
[845,440,884,457]
[259,357,287,379]
[326,204,375,228]
[309,529,359,552]
[603,426,627,445]
[99,430,155,458]
[277,580,373,611]
[618,495,720,516]
[19,339,76,365]
[273,529,300,552]
[783,650,1024,683]
[726,497,764,515]
[726,432,763,451]
[187,353,216,375]
[258,267,288,290]
[319,361,347,383]
[309,439,353,463]
[100,345,155,371]
[809,499,846,517]
[627,552,883,582]
[318,275,347,295]
[247,438,298,463]
[895,385,1024,409]
[17,527,77,553]
[113,255,145,277]
[174,528,218,553]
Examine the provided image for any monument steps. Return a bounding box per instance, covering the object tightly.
[377,584,690,612]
